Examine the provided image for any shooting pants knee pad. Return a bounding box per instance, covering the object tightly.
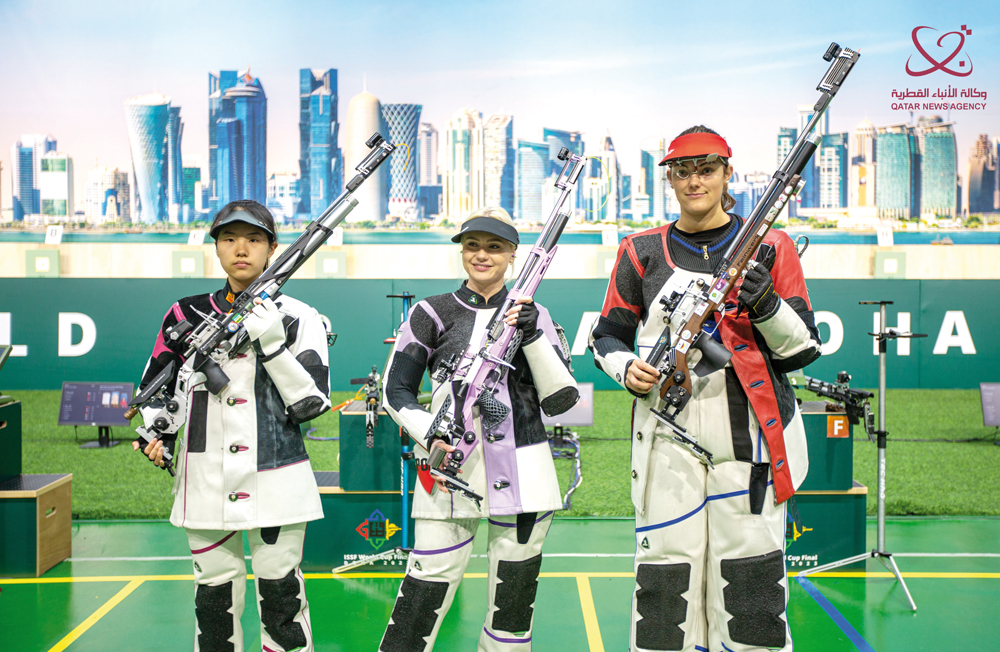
[631,436,708,652]
[188,530,247,652]
[479,511,552,651]
[248,523,311,652]
[380,518,478,652]
[706,465,790,652]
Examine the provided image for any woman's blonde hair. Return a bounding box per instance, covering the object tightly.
[466,206,515,226]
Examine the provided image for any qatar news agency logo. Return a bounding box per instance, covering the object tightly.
[891,24,987,112]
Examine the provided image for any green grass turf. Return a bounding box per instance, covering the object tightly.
[12,389,1000,519]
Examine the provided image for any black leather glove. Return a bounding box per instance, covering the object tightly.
[738,263,780,320]
[516,301,540,343]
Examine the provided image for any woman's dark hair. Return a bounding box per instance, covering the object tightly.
[209,200,278,245]
[673,125,736,212]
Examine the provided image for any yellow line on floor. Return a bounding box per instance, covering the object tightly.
[46,579,144,652]
[576,575,606,652]
[5,570,1000,586]
[792,571,1000,579]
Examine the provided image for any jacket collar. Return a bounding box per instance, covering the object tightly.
[455,280,508,309]
[213,280,241,313]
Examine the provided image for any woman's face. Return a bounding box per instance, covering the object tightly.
[461,232,515,289]
[668,158,733,219]
[215,219,277,289]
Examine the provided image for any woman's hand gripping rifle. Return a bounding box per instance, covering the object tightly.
[642,42,859,468]
[124,134,396,472]
[423,148,586,506]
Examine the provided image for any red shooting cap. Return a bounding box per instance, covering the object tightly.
[658,132,733,166]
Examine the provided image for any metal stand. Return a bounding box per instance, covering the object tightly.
[548,425,582,510]
[80,426,121,449]
[388,291,416,551]
[799,300,925,612]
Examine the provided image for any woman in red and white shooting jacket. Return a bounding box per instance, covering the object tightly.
[589,127,822,652]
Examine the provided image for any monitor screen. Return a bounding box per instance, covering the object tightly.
[541,382,594,428]
[59,382,135,427]
[981,382,1000,428]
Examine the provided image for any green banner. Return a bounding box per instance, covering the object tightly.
[1,279,996,391]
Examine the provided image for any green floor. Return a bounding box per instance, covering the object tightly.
[2,517,998,652]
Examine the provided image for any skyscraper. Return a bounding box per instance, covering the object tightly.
[209,69,267,208]
[10,133,56,220]
[208,70,237,202]
[381,103,423,220]
[266,173,300,223]
[182,167,201,213]
[818,133,848,209]
[39,152,73,220]
[543,128,584,210]
[299,69,341,220]
[849,119,877,208]
[85,167,130,224]
[776,127,798,217]
[125,93,171,223]
[343,88,388,222]
[918,120,957,218]
[483,114,514,214]
[640,138,666,222]
[876,124,920,220]
[515,140,548,222]
[165,106,184,222]
[795,105,829,209]
[584,134,621,222]
[443,108,484,219]
[417,123,439,186]
[966,134,998,213]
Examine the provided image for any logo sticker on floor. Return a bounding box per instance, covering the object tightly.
[356,509,401,550]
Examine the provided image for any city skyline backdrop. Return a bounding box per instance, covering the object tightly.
[2,0,998,218]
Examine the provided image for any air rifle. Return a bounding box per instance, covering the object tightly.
[424,147,587,506]
[125,134,395,475]
[795,371,875,439]
[350,365,382,449]
[642,43,860,466]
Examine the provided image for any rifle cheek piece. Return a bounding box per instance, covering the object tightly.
[202,358,230,394]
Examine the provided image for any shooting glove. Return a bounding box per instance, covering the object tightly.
[738,263,780,321]
[243,298,286,357]
[515,301,540,343]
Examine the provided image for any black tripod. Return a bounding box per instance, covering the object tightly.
[799,300,926,612]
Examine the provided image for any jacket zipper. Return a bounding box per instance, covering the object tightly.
[702,245,710,260]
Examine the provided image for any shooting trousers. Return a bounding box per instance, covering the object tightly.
[380,513,553,652]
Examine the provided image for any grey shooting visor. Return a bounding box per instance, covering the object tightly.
[451,216,520,246]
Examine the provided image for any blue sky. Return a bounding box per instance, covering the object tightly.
[1,0,998,209]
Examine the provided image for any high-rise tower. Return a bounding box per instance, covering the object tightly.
[299,69,341,220]
[381,103,423,220]
[443,108,484,219]
[417,123,439,186]
[10,134,57,221]
[966,134,998,213]
[166,106,184,221]
[483,114,514,214]
[515,140,548,222]
[917,118,957,218]
[875,124,920,220]
[343,87,388,222]
[849,119,877,208]
[125,93,171,223]
[209,68,267,208]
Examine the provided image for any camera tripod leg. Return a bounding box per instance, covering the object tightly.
[877,553,917,612]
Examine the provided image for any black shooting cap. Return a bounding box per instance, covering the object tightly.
[450,216,519,246]
[210,200,277,243]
